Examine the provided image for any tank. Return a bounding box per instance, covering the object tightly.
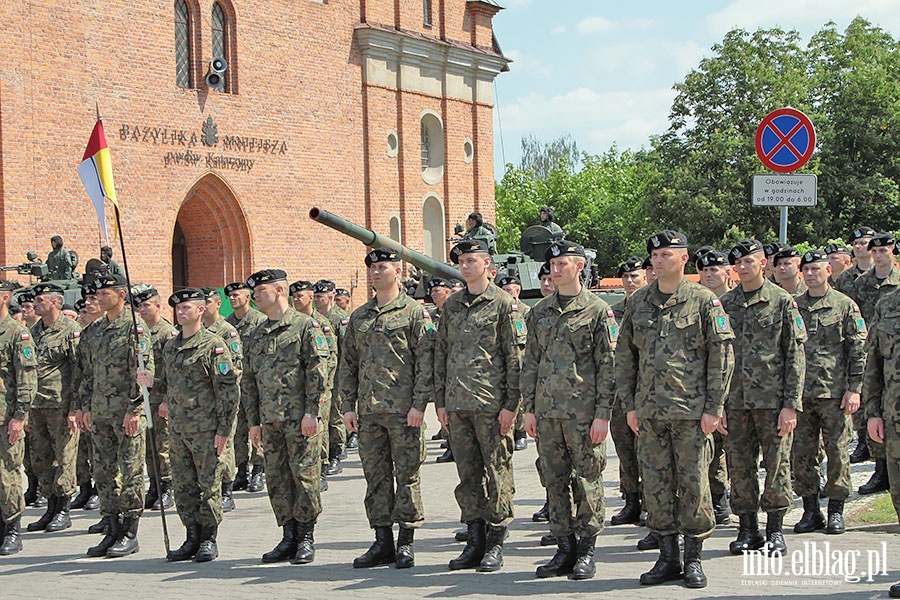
[2,254,84,307]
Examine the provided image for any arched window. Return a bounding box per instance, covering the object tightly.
[174,0,192,88]
[211,3,229,92]
[423,196,445,261]
[389,215,402,243]
[420,112,445,184]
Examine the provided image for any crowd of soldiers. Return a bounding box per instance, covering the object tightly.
[0,227,899,597]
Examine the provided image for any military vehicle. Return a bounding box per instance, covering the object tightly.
[2,251,84,307]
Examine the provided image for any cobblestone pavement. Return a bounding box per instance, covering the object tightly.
[2,414,897,599]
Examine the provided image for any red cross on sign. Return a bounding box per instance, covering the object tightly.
[755,108,816,173]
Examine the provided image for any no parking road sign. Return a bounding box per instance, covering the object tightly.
[755,108,816,173]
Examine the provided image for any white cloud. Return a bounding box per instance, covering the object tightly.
[707,0,900,37]
[576,16,615,34]
[502,49,555,79]
[550,25,567,35]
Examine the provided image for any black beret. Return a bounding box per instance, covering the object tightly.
[18,290,34,303]
[868,232,896,250]
[31,283,65,297]
[848,227,876,243]
[646,230,688,254]
[201,287,221,301]
[365,248,401,267]
[692,245,715,267]
[168,287,205,307]
[763,242,785,257]
[335,288,350,297]
[94,273,128,289]
[800,249,828,268]
[496,275,521,288]
[132,287,159,306]
[81,283,97,298]
[772,247,800,264]
[0,280,15,292]
[617,256,644,277]
[289,280,314,294]
[449,240,489,264]
[74,299,86,312]
[642,256,653,270]
[545,240,586,261]
[824,243,852,256]
[427,277,453,292]
[246,269,287,289]
[699,251,729,268]
[313,279,336,293]
[728,239,764,265]
[224,282,249,295]
[61,303,75,312]
[539,261,551,277]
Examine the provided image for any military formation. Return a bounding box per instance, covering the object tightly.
[1,227,899,597]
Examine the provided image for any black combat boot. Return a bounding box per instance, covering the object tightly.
[436,448,454,463]
[849,432,869,463]
[324,454,343,476]
[729,513,765,555]
[248,464,266,492]
[24,473,38,506]
[0,516,22,555]
[858,459,889,495]
[571,535,597,580]
[514,430,527,451]
[87,514,121,557]
[27,495,58,532]
[143,480,159,510]
[532,500,550,523]
[33,490,48,508]
[353,526,395,568]
[153,481,174,510]
[640,534,683,585]
[478,526,506,572]
[87,515,109,534]
[46,495,72,532]
[449,519,486,570]
[536,533,576,578]
[194,525,219,562]
[347,431,359,449]
[232,463,250,491]
[292,522,315,564]
[319,475,329,492]
[637,530,659,550]
[262,520,298,563]
[84,487,99,510]
[712,492,732,525]
[221,481,235,513]
[826,499,845,535]
[890,581,900,598]
[765,513,787,554]
[106,515,140,557]
[338,444,348,460]
[793,495,825,533]
[611,493,642,526]
[682,536,707,588]
[167,523,201,562]
[395,527,415,569]
[540,533,556,546]
[454,529,468,542]
[71,482,93,510]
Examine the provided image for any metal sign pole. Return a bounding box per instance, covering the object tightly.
[779,206,788,245]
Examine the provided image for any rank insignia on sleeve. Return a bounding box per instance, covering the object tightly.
[218,362,230,375]
[215,347,225,355]
[716,316,729,332]
[22,347,32,359]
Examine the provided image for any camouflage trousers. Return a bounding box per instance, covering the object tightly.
[792,398,852,500]
[724,408,793,516]
[262,420,322,526]
[91,416,146,518]
[145,403,171,483]
[885,420,900,523]
[611,400,640,495]
[537,417,606,538]
[28,407,78,498]
[638,418,714,539]
[76,430,93,486]
[234,408,264,468]
[358,413,426,529]
[170,429,224,529]
[320,396,347,464]
[853,410,886,460]
[709,430,728,497]
[447,410,515,528]
[0,430,24,520]
[219,412,238,483]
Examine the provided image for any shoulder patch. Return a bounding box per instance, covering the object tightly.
[217,362,230,375]
[170,330,179,337]
[712,298,721,306]
[323,325,332,333]
[796,316,805,331]
[73,331,81,338]
[230,331,238,337]
[716,316,730,332]
[137,326,144,334]
[312,321,320,328]
[792,300,798,309]
[423,310,431,319]
[852,304,860,313]
[215,347,225,355]
[22,347,33,360]
[341,319,349,326]
[511,304,519,312]
[607,308,615,318]
[20,333,30,340]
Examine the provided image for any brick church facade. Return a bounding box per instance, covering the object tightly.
[0,0,508,302]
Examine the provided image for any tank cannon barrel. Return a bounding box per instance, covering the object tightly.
[309,207,463,282]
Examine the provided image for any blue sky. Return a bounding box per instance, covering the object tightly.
[490,0,900,178]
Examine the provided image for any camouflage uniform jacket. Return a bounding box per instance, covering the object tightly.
[780,278,808,298]
[225,309,267,348]
[720,279,806,411]
[241,306,329,426]
[0,315,36,425]
[616,278,734,419]
[434,283,526,413]
[311,308,338,398]
[80,309,153,418]
[160,328,238,436]
[147,319,178,407]
[835,264,866,298]
[521,286,617,421]
[611,298,626,324]
[206,316,242,364]
[852,265,900,325]
[31,316,81,411]
[864,289,900,423]
[71,319,102,411]
[339,292,434,416]
[796,287,867,399]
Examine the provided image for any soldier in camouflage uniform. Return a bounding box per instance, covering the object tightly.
[201,287,242,511]
[243,269,329,565]
[71,286,102,511]
[426,278,456,465]
[719,240,806,557]
[225,282,267,493]
[0,280,37,555]
[522,241,616,580]
[140,288,239,562]
[334,288,352,312]
[763,242,785,282]
[792,250,866,536]
[836,227,875,298]
[773,247,808,297]
[539,261,555,298]
[80,273,153,558]
[498,275,530,452]
[435,239,526,573]
[314,279,350,476]
[26,283,81,535]
[134,288,178,511]
[617,231,734,589]
[825,244,853,288]
[340,249,433,569]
